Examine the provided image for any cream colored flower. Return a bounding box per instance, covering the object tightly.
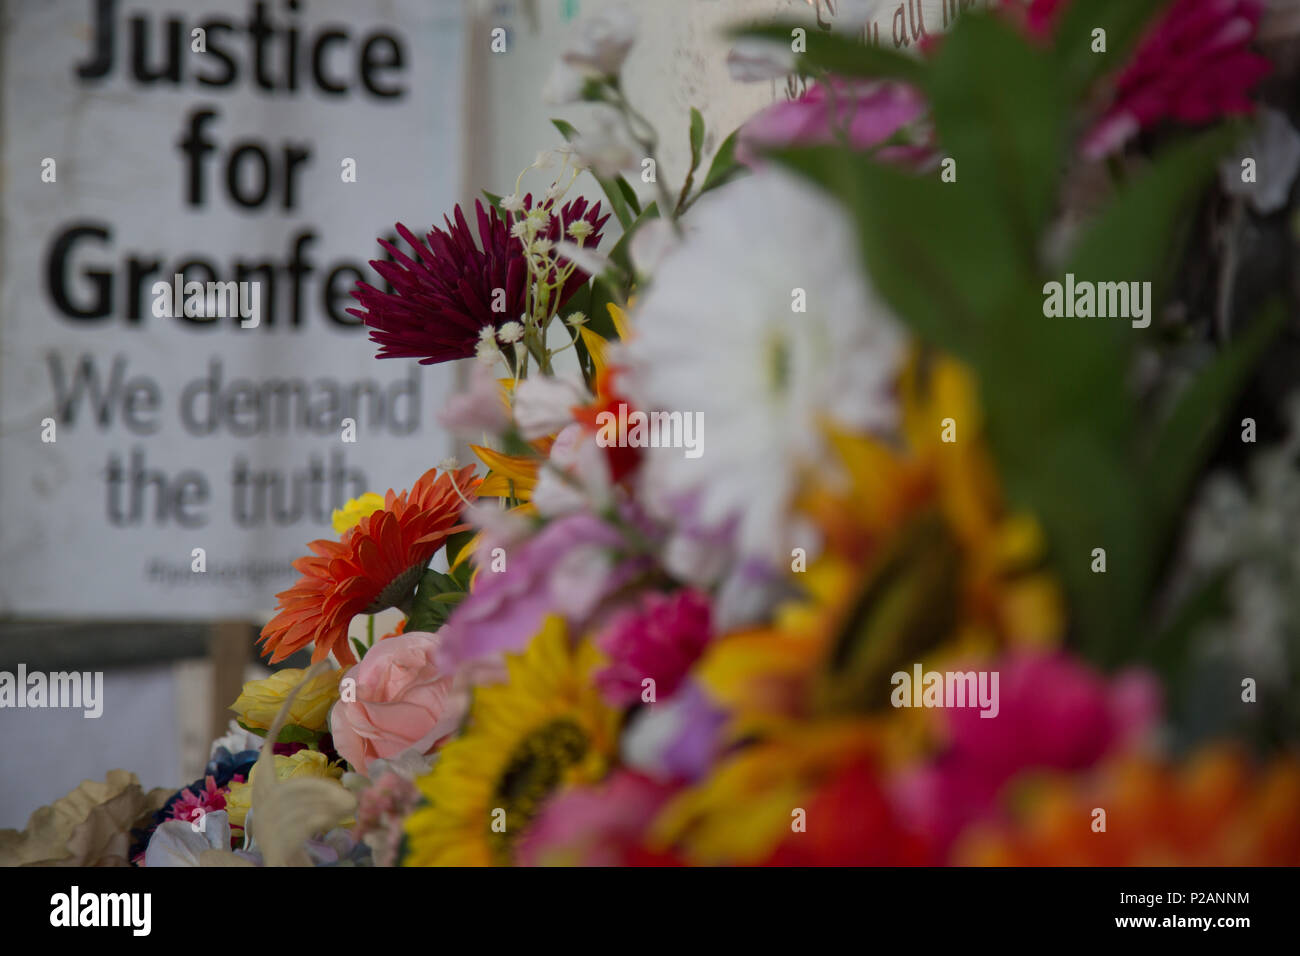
[230,667,342,733]
[0,770,169,866]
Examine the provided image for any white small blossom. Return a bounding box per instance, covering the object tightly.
[513,376,590,440]
[629,217,680,277]
[510,221,531,239]
[542,61,587,106]
[439,456,460,472]
[531,237,555,256]
[475,337,501,365]
[534,150,557,171]
[497,320,526,344]
[566,311,588,328]
[571,117,639,178]
[528,206,551,229]
[478,325,497,345]
[567,220,595,241]
[1219,108,1300,215]
[209,720,262,760]
[500,192,525,213]
[562,6,638,77]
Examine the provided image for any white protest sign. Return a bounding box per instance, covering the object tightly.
[0,0,466,618]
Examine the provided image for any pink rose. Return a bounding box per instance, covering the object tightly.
[329,632,467,776]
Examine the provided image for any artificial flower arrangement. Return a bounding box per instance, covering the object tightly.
[6,0,1300,867]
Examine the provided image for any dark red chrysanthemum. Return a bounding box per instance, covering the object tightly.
[349,197,610,365]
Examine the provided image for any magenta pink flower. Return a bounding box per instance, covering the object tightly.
[1005,0,1270,157]
[167,775,227,827]
[737,80,936,169]
[892,651,1160,855]
[594,589,712,706]
[1086,0,1269,157]
[515,771,678,866]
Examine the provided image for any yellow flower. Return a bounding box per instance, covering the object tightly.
[404,617,619,866]
[577,303,633,378]
[469,444,540,502]
[694,351,1064,765]
[224,749,344,829]
[648,721,878,865]
[331,492,385,536]
[230,668,341,733]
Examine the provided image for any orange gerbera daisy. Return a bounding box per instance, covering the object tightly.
[259,465,480,667]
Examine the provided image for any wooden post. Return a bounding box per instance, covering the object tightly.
[209,620,251,742]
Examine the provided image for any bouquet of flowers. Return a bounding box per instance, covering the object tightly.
[8,0,1299,868]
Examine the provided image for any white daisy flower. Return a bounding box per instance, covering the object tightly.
[621,169,906,566]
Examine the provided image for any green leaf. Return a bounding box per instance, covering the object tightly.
[236,718,268,738]
[429,591,467,606]
[604,199,661,284]
[445,529,475,569]
[1140,301,1286,567]
[730,21,927,86]
[697,127,746,198]
[448,558,473,591]
[677,107,708,214]
[350,636,368,662]
[615,176,642,216]
[551,118,635,230]
[1137,569,1230,687]
[993,413,1146,668]
[926,12,1066,255]
[771,146,1028,360]
[275,723,321,746]
[482,190,504,214]
[1053,0,1170,98]
[407,569,466,633]
[688,107,705,171]
[1068,128,1237,302]
[1059,126,1239,447]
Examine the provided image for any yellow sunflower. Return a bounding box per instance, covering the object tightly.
[695,351,1065,765]
[403,616,620,866]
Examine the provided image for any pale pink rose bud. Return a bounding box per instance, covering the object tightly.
[329,632,468,777]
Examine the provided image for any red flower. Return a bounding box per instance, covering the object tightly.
[762,759,932,866]
[349,197,609,365]
[259,465,479,667]
[572,367,643,483]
